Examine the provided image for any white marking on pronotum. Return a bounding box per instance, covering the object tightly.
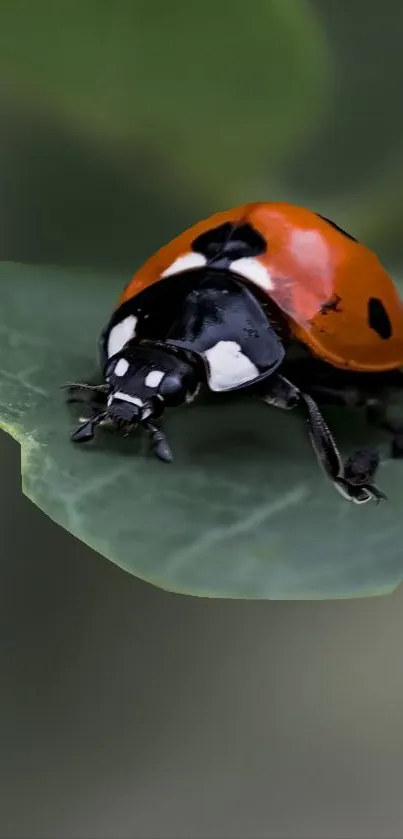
[145,370,165,388]
[107,315,138,358]
[114,358,129,377]
[204,340,259,392]
[230,257,273,292]
[113,392,144,407]
[161,251,207,278]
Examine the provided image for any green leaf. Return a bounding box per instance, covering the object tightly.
[0,0,330,202]
[1,262,403,600]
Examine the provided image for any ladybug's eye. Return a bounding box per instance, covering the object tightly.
[159,373,183,397]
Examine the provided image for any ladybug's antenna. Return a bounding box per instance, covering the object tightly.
[61,382,108,392]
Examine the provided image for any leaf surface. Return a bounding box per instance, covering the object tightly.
[1,262,403,599]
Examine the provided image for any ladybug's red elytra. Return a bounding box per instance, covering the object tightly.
[66,201,403,504]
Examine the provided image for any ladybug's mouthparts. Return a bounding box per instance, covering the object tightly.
[70,390,172,460]
[108,392,154,424]
[106,393,171,460]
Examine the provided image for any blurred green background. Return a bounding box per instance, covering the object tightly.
[2,1,403,836]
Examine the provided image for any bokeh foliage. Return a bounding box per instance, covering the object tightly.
[2,1,403,598]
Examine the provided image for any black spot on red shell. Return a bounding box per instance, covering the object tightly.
[191,221,266,267]
[367,297,392,340]
[317,214,358,243]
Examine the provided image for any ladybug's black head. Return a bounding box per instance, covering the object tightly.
[103,344,200,427]
[70,344,201,459]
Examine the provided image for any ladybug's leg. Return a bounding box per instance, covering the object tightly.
[259,375,386,504]
[142,419,173,463]
[295,389,384,503]
[71,410,108,443]
[259,374,300,411]
[305,379,403,461]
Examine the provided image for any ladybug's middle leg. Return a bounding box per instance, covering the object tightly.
[258,374,387,504]
[298,376,403,461]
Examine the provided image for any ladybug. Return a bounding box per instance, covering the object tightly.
[66,202,403,504]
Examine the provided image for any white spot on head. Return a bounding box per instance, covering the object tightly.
[107,315,138,358]
[113,392,144,407]
[114,358,129,377]
[230,257,273,292]
[161,251,207,278]
[145,370,165,388]
[204,341,259,392]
